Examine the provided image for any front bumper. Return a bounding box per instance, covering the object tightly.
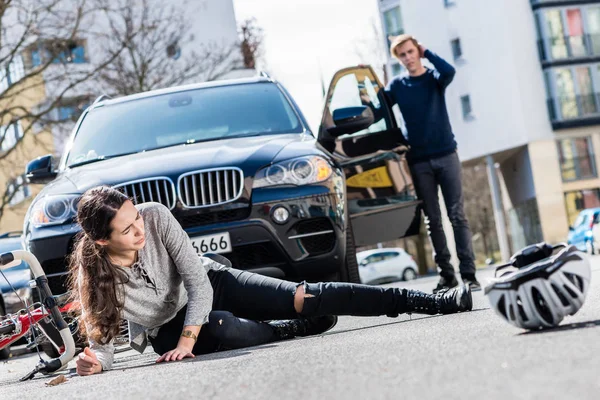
[27,179,347,293]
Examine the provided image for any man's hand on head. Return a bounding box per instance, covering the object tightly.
[418,43,427,58]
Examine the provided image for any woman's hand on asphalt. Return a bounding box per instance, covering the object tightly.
[155,344,195,363]
[76,347,102,376]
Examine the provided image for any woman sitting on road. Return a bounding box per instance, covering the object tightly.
[71,186,472,376]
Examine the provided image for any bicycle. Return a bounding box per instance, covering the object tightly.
[0,250,76,381]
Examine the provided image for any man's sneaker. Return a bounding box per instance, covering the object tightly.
[433,275,459,294]
[406,285,473,315]
[463,278,482,292]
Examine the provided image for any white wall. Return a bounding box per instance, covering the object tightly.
[172,0,239,48]
[379,0,554,162]
[499,148,537,206]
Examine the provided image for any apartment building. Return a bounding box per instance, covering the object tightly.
[377,0,600,259]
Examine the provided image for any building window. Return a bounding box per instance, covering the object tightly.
[166,42,182,60]
[444,0,456,8]
[29,39,87,67]
[383,6,404,48]
[546,63,600,121]
[537,5,600,62]
[557,137,596,182]
[460,95,473,120]
[589,6,600,55]
[564,188,600,226]
[6,175,31,207]
[56,97,90,122]
[391,62,404,77]
[0,121,24,152]
[450,38,462,60]
[0,55,25,92]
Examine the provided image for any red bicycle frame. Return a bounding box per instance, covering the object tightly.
[0,302,75,353]
[0,250,76,381]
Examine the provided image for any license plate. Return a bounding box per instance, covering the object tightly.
[191,232,232,255]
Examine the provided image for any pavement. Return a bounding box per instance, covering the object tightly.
[1,257,599,400]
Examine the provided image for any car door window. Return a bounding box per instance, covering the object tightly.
[319,66,400,155]
[327,73,388,140]
[378,251,399,261]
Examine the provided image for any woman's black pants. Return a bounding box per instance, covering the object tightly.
[149,268,408,355]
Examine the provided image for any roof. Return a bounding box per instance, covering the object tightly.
[92,76,275,109]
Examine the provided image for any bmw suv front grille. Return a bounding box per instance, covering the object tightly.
[114,177,176,209]
[178,167,244,208]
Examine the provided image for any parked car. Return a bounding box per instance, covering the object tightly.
[0,231,32,313]
[357,248,418,284]
[23,67,422,295]
[0,231,33,359]
[567,208,600,254]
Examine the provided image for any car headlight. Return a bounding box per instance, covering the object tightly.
[253,156,333,188]
[30,194,80,227]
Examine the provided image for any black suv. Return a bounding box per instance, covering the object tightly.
[23,67,421,294]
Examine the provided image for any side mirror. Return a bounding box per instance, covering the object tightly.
[26,154,57,184]
[327,106,374,137]
[569,226,574,232]
[359,259,368,267]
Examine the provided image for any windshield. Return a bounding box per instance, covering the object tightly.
[65,82,304,167]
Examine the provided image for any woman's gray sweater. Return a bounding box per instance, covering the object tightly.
[81,202,227,370]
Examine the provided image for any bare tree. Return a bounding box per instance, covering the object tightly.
[95,0,242,97]
[239,18,263,70]
[0,0,130,224]
[462,164,498,262]
[354,17,388,83]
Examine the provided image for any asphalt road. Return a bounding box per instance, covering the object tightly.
[1,258,599,400]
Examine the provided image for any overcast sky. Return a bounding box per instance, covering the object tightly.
[233,0,384,132]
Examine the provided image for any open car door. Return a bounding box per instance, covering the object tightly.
[318,65,421,247]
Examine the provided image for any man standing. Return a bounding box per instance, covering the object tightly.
[386,34,480,293]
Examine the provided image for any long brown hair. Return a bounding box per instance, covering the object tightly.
[67,186,130,344]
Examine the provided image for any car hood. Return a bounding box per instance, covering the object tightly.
[45,133,320,195]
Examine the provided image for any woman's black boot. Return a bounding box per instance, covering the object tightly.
[406,285,472,315]
[268,315,338,340]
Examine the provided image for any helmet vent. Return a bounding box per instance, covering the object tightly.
[497,295,508,321]
[563,272,585,292]
[551,283,570,307]
[516,296,528,321]
[531,287,554,325]
[508,304,515,321]
[563,284,578,299]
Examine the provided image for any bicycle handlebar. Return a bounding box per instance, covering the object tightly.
[0,250,76,373]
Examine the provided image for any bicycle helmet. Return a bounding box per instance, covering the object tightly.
[484,242,591,330]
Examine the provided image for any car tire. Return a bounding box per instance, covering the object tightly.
[338,222,361,283]
[0,302,10,360]
[402,268,417,281]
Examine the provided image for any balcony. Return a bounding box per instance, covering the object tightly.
[546,93,600,129]
[531,0,598,9]
[537,34,600,65]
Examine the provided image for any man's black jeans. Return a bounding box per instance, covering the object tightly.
[409,151,476,280]
[149,268,408,355]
